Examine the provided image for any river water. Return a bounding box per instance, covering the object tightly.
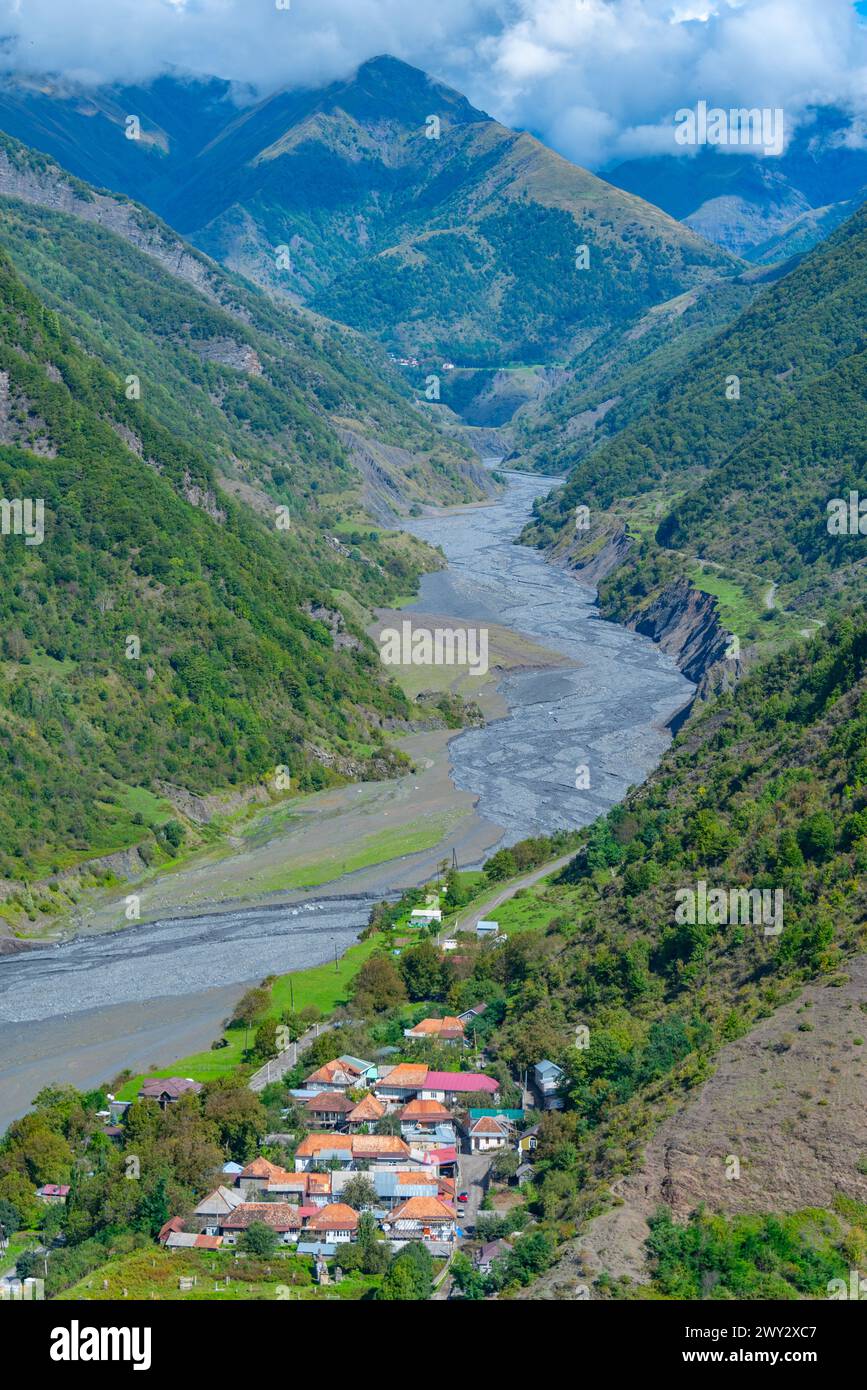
[0,469,692,1122]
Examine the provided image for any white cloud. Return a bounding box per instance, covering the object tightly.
[0,0,864,167]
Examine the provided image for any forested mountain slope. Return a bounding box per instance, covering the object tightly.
[472,610,867,1296]
[0,60,736,371]
[524,198,867,667]
[0,131,486,521]
[0,249,427,882]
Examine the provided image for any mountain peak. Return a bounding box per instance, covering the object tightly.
[341,52,490,126]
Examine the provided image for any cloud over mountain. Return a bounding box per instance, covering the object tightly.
[0,0,865,167]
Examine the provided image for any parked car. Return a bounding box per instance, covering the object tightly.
[457,1191,470,1203]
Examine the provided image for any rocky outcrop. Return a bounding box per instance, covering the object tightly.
[565,524,633,588]
[154,780,271,826]
[625,577,741,708]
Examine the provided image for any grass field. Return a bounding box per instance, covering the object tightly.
[57,1246,380,1301]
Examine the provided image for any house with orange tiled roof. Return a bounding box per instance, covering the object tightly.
[346,1093,385,1131]
[381,1196,457,1244]
[467,1114,513,1152]
[305,1056,376,1093]
[403,1016,465,1043]
[374,1062,429,1108]
[219,1203,303,1246]
[398,1097,457,1149]
[238,1157,295,1195]
[293,1132,412,1170]
[306,1203,358,1244]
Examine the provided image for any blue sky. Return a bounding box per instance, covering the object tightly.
[0,0,865,168]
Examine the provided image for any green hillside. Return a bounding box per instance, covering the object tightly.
[0,248,425,879]
[524,199,867,657]
[469,608,867,1229]
[0,131,484,520]
[0,60,736,375]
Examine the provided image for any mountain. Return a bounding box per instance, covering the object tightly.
[471,605,867,1297]
[0,130,487,524]
[524,197,867,672]
[0,236,455,885]
[606,108,867,261]
[0,59,737,377]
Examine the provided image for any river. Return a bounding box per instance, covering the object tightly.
[0,468,692,1127]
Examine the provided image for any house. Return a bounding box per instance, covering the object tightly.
[420,1071,499,1105]
[381,1196,457,1244]
[305,1204,358,1244]
[534,1060,565,1111]
[237,1158,295,1196]
[108,1098,132,1124]
[475,1239,512,1275]
[399,1100,457,1153]
[375,1062,429,1108]
[219,1203,302,1247]
[221,1161,244,1178]
[467,1114,513,1152]
[399,1098,452,1133]
[36,1184,70,1204]
[166,1232,223,1251]
[351,1134,412,1165]
[355,1170,441,1209]
[138,1077,203,1109]
[345,1094,385,1131]
[158,1217,187,1245]
[476,920,499,937]
[305,1056,377,1093]
[403,1016,465,1043]
[305,1091,356,1129]
[339,1056,378,1085]
[292,1133,411,1170]
[514,1162,535,1187]
[293,1133,353,1171]
[458,1004,487,1025]
[410,908,442,925]
[517,1123,541,1156]
[193,1185,245,1233]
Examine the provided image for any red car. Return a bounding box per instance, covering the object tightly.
[457,1191,470,1203]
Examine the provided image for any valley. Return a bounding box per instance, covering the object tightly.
[0,466,692,1131]
[0,21,865,1318]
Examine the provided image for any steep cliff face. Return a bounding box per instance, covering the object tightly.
[558,525,737,706]
[624,577,740,703]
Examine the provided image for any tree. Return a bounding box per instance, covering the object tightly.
[399,940,449,1002]
[356,1210,390,1275]
[241,1220,278,1257]
[378,1242,434,1300]
[135,1176,170,1237]
[232,988,272,1050]
[797,812,836,862]
[342,1175,378,1210]
[0,1197,21,1239]
[203,1080,267,1162]
[452,1250,487,1299]
[350,954,406,1012]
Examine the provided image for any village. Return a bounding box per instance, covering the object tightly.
[2,869,577,1301]
[109,1020,564,1289]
